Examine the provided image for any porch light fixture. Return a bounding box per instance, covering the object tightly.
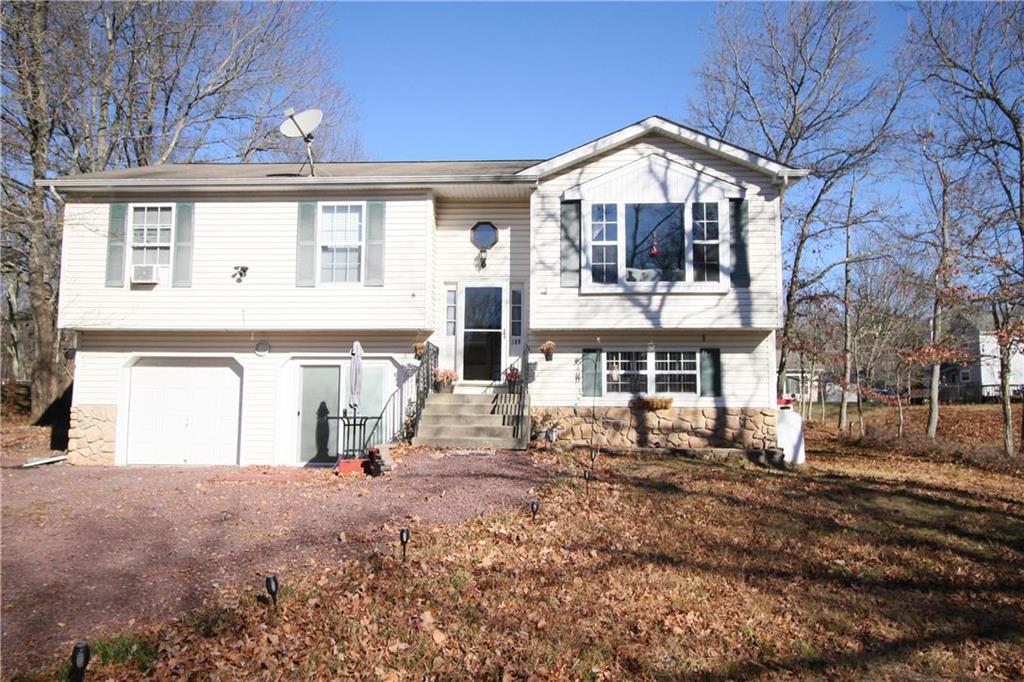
[471,221,498,270]
[254,340,271,356]
[399,527,410,562]
[265,574,279,606]
[68,642,91,682]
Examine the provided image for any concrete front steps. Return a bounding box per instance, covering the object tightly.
[412,392,529,450]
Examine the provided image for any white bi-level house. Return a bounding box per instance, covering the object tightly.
[47,117,807,466]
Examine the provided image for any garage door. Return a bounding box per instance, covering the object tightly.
[127,359,242,465]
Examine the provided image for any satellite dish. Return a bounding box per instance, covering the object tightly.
[278,108,323,176]
[279,108,323,139]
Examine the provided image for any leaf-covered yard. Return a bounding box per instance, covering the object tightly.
[15,442,1023,680]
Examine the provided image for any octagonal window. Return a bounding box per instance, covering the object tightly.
[470,221,499,250]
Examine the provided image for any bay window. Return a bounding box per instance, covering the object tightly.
[584,199,727,289]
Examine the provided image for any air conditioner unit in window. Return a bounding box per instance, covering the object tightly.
[131,264,159,284]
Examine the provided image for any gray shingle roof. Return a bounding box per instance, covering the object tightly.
[49,160,539,182]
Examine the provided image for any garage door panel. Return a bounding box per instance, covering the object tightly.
[127,360,241,466]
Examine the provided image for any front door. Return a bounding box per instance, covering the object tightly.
[460,284,506,381]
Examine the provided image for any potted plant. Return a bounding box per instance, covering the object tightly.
[413,341,426,359]
[433,368,457,393]
[504,366,522,393]
[539,340,556,361]
[629,396,674,411]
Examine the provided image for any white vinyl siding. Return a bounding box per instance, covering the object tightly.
[59,197,432,330]
[528,331,776,408]
[530,132,782,330]
[72,330,419,466]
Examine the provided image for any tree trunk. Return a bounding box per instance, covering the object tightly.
[926,171,949,441]
[896,370,905,440]
[999,343,1013,457]
[838,178,856,431]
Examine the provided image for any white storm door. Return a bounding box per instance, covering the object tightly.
[457,282,508,382]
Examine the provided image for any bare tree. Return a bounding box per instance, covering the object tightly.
[912,2,1024,455]
[689,1,906,396]
[2,1,361,419]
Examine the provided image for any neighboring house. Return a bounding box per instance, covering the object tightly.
[949,314,1024,401]
[45,116,808,466]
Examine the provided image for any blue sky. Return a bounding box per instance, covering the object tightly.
[328,2,911,162]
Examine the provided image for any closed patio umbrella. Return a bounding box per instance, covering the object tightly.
[349,341,363,413]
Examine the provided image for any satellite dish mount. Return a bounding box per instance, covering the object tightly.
[279,107,324,177]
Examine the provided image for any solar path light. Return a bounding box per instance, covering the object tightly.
[68,641,90,682]
[400,527,410,562]
[265,575,279,607]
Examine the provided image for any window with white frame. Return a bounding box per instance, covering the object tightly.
[446,287,457,335]
[655,351,698,393]
[510,288,523,341]
[131,205,173,272]
[319,204,363,283]
[585,199,727,288]
[606,349,700,394]
[590,203,618,284]
[692,202,720,282]
[606,351,648,393]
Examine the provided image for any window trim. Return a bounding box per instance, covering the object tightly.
[127,202,175,287]
[316,201,367,286]
[603,347,702,396]
[580,199,730,294]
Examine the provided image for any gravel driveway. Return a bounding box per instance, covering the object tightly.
[1,449,547,673]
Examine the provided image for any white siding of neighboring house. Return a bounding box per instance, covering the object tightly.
[530,133,782,331]
[978,332,1024,392]
[427,201,531,372]
[528,331,776,409]
[58,195,434,332]
[73,331,418,466]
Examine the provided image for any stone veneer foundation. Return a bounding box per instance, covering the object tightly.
[67,404,117,465]
[532,406,777,450]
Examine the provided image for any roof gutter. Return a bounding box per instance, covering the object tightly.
[36,173,539,193]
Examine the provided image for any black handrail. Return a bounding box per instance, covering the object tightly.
[413,341,439,436]
[512,344,530,442]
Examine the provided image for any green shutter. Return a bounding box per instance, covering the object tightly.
[104,203,127,287]
[582,348,603,397]
[365,201,385,286]
[730,199,751,288]
[700,348,722,397]
[296,201,317,287]
[172,202,194,287]
[560,201,581,288]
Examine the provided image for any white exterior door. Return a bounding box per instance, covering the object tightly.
[126,359,241,465]
[457,282,508,382]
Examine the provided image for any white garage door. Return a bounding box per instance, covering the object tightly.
[127,359,241,465]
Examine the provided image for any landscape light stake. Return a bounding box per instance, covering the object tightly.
[400,527,410,562]
[530,500,540,520]
[68,641,90,682]
[590,447,599,467]
[265,575,279,607]
[583,469,593,494]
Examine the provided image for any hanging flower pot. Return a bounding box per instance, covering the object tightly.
[539,340,556,361]
[413,341,426,360]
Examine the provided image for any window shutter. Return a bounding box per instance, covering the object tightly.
[730,198,751,288]
[296,201,317,287]
[365,201,385,286]
[700,348,722,397]
[104,203,127,287]
[560,201,581,288]
[582,348,603,397]
[172,202,194,287]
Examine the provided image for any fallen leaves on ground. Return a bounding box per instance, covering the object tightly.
[17,444,1024,680]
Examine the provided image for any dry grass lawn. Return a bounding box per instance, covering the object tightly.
[12,440,1024,681]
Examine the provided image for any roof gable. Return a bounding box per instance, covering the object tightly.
[519,116,808,183]
[562,153,746,202]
